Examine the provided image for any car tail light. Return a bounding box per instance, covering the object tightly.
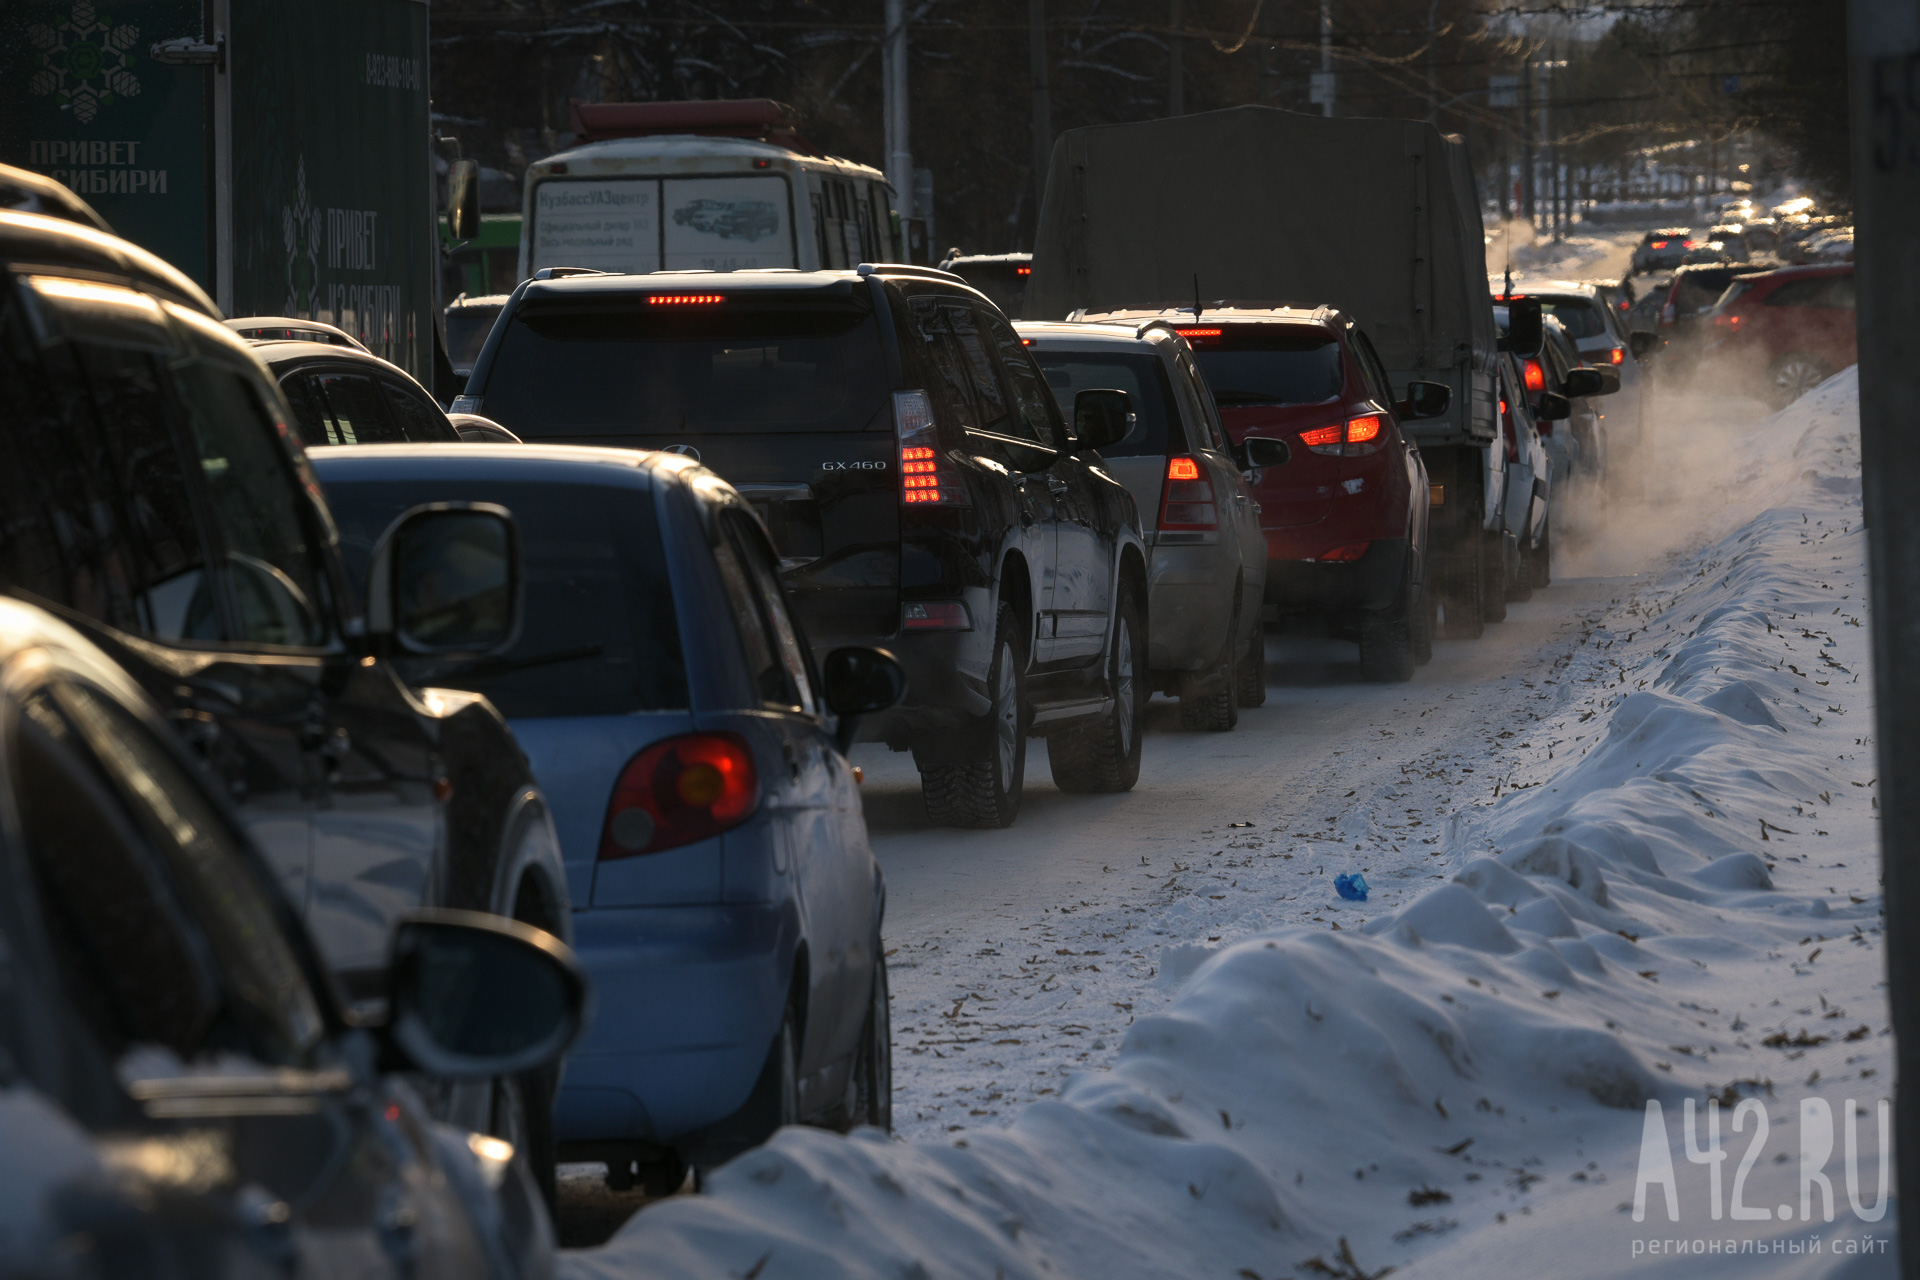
[903,601,971,630]
[1016,265,1032,276]
[649,294,726,305]
[599,732,760,859]
[1175,327,1222,346]
[1651,239,1670,249]
[1711,313,1743,332]
[1522,359,1546,393]
[1313,542,1370,563]
[1301,414,1387,457]
[1683,239,1701,249]
[1159,455,1217,529]
[894,391,969,506]
[1607,346,1626,364]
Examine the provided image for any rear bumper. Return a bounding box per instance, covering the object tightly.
[555,902,793,1144]
[1264,537,1408,616]
[1146,543,1236,672]
[848,605,997,747]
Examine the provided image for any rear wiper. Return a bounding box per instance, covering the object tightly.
[435,644,605,681]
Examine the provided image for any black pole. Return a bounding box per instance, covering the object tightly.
[1847,2,1919,1274]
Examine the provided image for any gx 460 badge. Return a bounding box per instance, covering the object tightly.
[821,460,889,471]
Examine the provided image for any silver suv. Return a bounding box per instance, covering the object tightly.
[1018,321,1268,730]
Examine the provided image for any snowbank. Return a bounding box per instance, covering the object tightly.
[565,370,1890,1279]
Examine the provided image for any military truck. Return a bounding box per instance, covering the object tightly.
[0,0,442,382]
[1028,106,1507,635]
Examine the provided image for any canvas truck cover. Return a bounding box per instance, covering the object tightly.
[1029,105,1497,445]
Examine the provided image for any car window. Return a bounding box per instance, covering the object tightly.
[904,295,983,432]
[380,377,457,442]
[1187,326,1344,407]
[941,303,1016,438]
[1767,275,1854,309]
[16,678,323,1068]
[1537,299,1609,340]
[279,374,332,447]
[1349,328,1395,406]
[978,308,1055,447]
[711,518,799,710]
[312,369,400,445]
[168,361,330,647]
[1169,351,1228,452]
[0,278,220,643]
[321,477,688,717]
[722,509,816,715]
[1031,349,1188,457]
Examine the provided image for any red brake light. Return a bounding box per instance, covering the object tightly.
[1314,542,1371,563]
[1346,415,1381,444]
[1651,239,1670,249]
[903,601,972,630]
[1158,455,1216,529]
[895,391,969,507]
[649,294,725,305]
[1608,346,1626,364]
[1523,359,1546,393]
[1711,313,1743,331]
[599,732,759,859]
[1175,327,1222,345]
[1016,265,1032,276]
[1298,423,1344,448]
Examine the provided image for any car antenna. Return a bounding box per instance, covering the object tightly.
[1193,272,1202,319]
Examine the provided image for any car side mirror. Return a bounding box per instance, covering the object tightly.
[1240,436,1291,469]
[1628,331,1658,359]
[447,159,481,242]
[1399,380,1452,419]
[1562,367,1605,397]
[387,910,586,1079]
[1074,388,1134,452]
[1499,297,1544,356]
[366,503,519,656]
[823,646,907,753]
[1537,392,1572,422]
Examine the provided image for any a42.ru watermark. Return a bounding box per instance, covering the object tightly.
[1632,1098,1890,1223]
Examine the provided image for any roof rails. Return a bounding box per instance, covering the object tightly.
[855,262,966,284]
[569,99,819,155]
[224,316,371,353]
[529,266,612,281]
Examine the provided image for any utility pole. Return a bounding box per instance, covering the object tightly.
[1168,0,1185,116]
[1520,56,1535,228]
[883,0,913,225]
[1319,0,1334,117]
[1030,0,1052,236]
[1848,2,1920,1275]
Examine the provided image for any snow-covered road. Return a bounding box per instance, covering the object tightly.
[564,369,1889,1280]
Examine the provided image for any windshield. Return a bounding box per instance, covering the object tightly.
[319,476,687,717]
[444,305,501,370]
[482,300,891,438]
[1537,299,1608,340]
[1187,328,1342,407]
[1029,350,1183,457]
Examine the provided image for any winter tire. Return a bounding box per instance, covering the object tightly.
[1050,582,1148,789]
[1768,352,1831,408]
[846,952,892,1132]
[1357,567,1417,683]
[1179,627,1239,733]
[1480,531,1509,624]
[1527,521,1552,590]
[920,602,1026,827]
[1234,621,1268,707]
[1411,575,1435,667]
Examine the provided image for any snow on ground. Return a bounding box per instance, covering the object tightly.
[563,371,1887,1279]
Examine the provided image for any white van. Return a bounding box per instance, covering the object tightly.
[518,123,901,279]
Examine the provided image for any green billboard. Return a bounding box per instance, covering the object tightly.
[0,0,435,379]
[0,0,213,284]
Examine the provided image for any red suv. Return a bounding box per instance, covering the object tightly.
[1703,264,1856,406]
[1119,308,1444,681]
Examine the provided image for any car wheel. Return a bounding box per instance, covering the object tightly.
[1480,531,1509,623]
[1357,567,1417,684]
[489,1067,557,1210]
[1178,630,1239,733]
[1437,533,1484,639]
[1411,575,1435,667]
[845,951,892,1132]
[1234,620,1268,707]
[1769,352,1831,407]
[1050,580,1148,789]
[920,602,1026,828]
[1528,521,1553,590]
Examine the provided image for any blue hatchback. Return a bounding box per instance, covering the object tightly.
[312,444,900,1182]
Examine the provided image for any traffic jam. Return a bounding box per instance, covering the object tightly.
[0,19,1863,1277]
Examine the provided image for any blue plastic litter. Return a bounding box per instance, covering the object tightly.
[1334,873,1370,902]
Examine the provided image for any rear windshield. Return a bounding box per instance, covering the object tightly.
[1537,299,1608,340]
[1028,350,1183,457]
[444,305,501,370]
[319,477,687,717]
[482,300,891,438]
[1186,328,1342,407]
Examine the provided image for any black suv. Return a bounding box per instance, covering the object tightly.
[0,198,573,1189]
[454,265,1150,828]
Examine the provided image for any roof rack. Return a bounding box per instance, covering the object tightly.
[529,266,612,281]
[569,99,819,155]
[224,316,371,353]
[855,262,965,284]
